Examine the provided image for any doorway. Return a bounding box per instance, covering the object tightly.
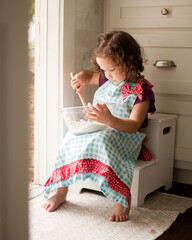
[32,0,76,185]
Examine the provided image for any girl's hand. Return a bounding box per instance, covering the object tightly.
[84,103,113,125]
[71,70,93,94]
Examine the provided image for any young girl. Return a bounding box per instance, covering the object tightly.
[43,31,155,222]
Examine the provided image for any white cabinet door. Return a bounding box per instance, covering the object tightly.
[105,0,192,177]
[108,0,192,28]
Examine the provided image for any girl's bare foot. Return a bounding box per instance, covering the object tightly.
[42,187,68,212]
[109,202,130,222]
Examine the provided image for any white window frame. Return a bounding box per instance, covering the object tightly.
[34,0,76,184]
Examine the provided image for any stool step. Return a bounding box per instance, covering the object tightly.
[135,159,158,170]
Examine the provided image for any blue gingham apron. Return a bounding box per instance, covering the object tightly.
[44,80,146,208]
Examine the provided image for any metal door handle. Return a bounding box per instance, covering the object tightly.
[153,60,176,68]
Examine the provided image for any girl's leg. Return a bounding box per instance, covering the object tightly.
[109,202,130,222]
[42,186,68,212]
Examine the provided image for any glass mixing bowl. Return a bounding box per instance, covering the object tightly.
[62,103,116,135]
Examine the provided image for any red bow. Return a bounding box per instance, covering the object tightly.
[121,83,143,101]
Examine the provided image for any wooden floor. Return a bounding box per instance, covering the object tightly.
[162,182,192,198]
[156,182,192,240]
[28,181,44,200]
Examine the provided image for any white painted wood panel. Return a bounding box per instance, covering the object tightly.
[105,0,192,181]
[129,30,192,95]
[109,0,192,28]
[143,47,192,95]
[109,0,192,7]
[175,148,192,163]
[155,100,192,165]
[131,29,192,48]
[155,97,192,116]
[176,116,192,148]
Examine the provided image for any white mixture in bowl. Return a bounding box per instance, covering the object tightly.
[65,119,107,135]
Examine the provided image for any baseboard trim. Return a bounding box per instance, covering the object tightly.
[173,168,192,185]
[174,160,192,171]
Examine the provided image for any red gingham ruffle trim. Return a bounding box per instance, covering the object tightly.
[44,158,131,206]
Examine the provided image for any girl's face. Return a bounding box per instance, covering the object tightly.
[96,57,127,85]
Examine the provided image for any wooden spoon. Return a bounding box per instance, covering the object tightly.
[70,72,87,107]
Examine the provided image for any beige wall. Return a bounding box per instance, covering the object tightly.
[0,0,29,239]
[74,0,104,105]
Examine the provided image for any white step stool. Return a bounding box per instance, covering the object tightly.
[69,113,177,207]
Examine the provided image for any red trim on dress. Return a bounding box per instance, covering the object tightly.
[44,158,131,206]
[137,75,153,88]
[139,137,153,161]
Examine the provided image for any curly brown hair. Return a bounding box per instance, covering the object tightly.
[91,31,144,77]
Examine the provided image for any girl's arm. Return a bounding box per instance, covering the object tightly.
[85,101,150,133]
[109,101,150,133]
[71,70,100,93]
